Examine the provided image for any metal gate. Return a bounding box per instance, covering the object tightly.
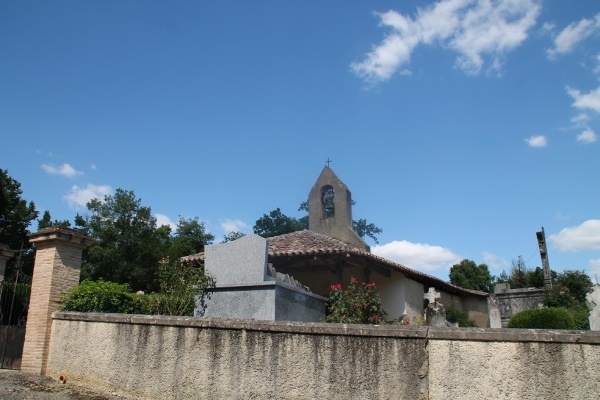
[0,269,31,370]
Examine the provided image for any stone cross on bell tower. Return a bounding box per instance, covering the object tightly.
[308,166,370,252]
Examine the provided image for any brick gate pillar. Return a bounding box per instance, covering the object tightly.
[21,227,93,375]
[0,244,15,283]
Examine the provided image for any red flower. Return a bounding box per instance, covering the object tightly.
[336,283,342,290]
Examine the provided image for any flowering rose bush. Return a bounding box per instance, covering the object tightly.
[325,277,387,324]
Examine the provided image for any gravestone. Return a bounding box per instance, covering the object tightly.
[424,287,441,305]
[488,296,502,329]
[195,234,327,322]
[586,285,600,331]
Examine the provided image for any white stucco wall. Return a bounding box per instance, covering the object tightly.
[404,278,425,319]
[376,272,406,320]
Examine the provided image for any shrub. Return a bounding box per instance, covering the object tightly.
[445,305,477,327]
[60,279,141,313]
[569,304,590,330]
[507,307,576,330]
[326,277,387,324]
[144,257,214,316]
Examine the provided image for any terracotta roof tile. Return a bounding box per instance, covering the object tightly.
[182,230,487,297]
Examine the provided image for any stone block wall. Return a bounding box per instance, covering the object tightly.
[47,312,600,400]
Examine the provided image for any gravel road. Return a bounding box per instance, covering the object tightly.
[0,370,133,400]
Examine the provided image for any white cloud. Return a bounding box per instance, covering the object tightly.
[549,220,600,251]
[577,128,598,144]
[90,164,97,170]
[590,259,600,279]
[547,13,600,59]
[220,219,250,233]
[63,184,113,210]
[483,251,508,270]
[351,0,540,84]
[571,113,590,125]
[41,163,83,178]
[525,135,547,147]
[155,213,177,231]
[567,86,600,113]
[371,240,461,272]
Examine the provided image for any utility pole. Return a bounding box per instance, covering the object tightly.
[536,227,552,289]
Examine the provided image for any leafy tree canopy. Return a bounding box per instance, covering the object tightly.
[0,169,38,250]
[222,231,246,243]
[253,208,306,238]
[165,217,214,259]
[546,269,592,309]
[449,259,494,293]
[37,210,71,230]
[75,189,170,292]
[0,169,38,278]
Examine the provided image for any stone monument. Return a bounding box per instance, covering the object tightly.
[195,234,327,322]
[586,285,600,331]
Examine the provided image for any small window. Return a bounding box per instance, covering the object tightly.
[322,186,334,218]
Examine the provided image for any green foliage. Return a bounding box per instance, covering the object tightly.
[75,189,171,292]
[507,307,576,330]
[570,304,591,330]
[144,257,214,316]
[445,305,477,327]
[498,264,549,289]
[37,210,71,230]
[253,208,305,237]
[60,280,141,313]
[325,277,387,324]
[449,259,494,293]
[545,270,592,308]
[165,217,214,259]
[0,169,38,278]
[352,218,383,244]
[553,270,592,305]
[222,231,246,243]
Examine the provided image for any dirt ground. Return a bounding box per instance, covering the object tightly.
[0,370,134,400]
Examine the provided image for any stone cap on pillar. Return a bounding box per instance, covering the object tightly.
[0,244,15,261]
[28,227,94,249]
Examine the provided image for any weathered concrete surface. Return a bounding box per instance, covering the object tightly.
[47,313,600,400]
[429,340,600,399]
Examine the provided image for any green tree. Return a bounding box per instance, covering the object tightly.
[0,169,38,278]
[449,259,494,293]
[165,217,214,259]
[75,189,170,292]
[37,210,71,230]
[253,208,305,238]
[545,270,592,308]
[352,219,383,244]
[222,231,245,243]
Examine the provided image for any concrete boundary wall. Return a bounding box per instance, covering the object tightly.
[47,312,600,400]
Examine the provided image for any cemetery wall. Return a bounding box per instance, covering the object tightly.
[47,312,600,400]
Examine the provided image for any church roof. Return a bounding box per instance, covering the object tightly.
[268,230,486,297]
[183,230,487,298]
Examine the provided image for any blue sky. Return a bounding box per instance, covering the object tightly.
[2,0,599,282]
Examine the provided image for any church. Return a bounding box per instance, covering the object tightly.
[187,166,490,326]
